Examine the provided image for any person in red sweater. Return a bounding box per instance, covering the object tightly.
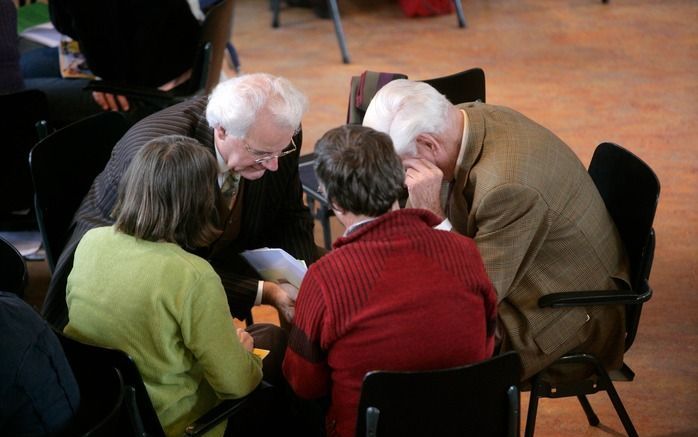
[282,125,498,437]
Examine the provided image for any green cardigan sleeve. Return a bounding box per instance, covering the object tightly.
[179,270,263,398]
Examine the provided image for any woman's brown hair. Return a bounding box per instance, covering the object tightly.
[113,135,220,248]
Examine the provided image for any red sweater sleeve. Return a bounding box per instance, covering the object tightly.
[282,271,331,399]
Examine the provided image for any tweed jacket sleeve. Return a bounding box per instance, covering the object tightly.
[471,183,550,302]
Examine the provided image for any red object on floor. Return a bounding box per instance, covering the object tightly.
[399,0,454,17]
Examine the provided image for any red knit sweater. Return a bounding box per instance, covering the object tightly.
[283,209,497,437]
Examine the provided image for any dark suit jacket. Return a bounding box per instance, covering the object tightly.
[449,102,629,379]
[43,97,318,327]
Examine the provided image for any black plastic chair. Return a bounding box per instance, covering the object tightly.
[51,328,126,437]
[29,111,128,272]
[355,351,521,437]
[298,67,486,250]
[55,329,265,437]
[88,0,235,108]
[524,142,660,437]
[0,236,28,297]
[0,89,48,229]
[347,67,485,125]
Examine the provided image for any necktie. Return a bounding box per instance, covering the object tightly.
[220,171,240,207]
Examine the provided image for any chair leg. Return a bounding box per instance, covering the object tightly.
[327,0,350,63]
[602,378,638,437]
[577,395,600,426]
[452,0,466,28]
[226,43,241,73]
[524,380,541,437]
[270,0,281,27]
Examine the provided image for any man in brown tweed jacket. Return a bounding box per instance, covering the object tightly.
[364,79,629,380]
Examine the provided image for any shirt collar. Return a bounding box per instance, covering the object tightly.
[453,109,469,181]
[215,146,233,187]
[343,217,378,237]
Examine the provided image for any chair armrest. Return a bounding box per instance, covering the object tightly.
[538,288,652,308]
[184,382,272,437]
[184,398,248,437]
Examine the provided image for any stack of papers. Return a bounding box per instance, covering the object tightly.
[241,248,307,290]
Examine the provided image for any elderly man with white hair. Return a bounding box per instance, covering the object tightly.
[43,73,319,332]
[363,79,630,381]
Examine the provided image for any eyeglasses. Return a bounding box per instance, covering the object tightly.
[244,136,297,164]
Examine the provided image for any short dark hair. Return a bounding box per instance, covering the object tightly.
[314,125,405,217]
[113,135,220,248]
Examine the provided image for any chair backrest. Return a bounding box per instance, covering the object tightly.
[0,236,27,296]
[29,111,128,272]
[347,68,486,125]
[588,142,660,349]
[55,330,166,437]
[421,67,486,105]
[355,351,521,437]
[0,89,48,217]
[179,0,235,97]
[54,330,128,437]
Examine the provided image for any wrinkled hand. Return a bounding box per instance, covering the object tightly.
[262,282,297,330]
[91,91,130,112]
[236,328,254,352]
[402,157,446,218]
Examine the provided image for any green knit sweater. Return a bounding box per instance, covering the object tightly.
[65,227,262,437]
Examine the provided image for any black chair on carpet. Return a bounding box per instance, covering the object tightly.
[29,111,128,272]
[55,329,267,437]
[355,351,521,437]
[524,142,660,437]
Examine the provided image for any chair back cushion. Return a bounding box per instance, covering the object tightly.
[588,143,660,289]
[355,351,521,437]
[347,71,408,124]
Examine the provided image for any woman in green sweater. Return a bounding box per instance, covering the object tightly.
[64,135,267,437]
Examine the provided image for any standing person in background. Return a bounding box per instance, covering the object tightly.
[283,125,498,437]
[65,135,286,437]
[363,79,629,381]
[43,73,320,331]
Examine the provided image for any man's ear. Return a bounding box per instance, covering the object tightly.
[214,126,227,142]
[415,133,441,158]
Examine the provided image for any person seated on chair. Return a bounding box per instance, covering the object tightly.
[64,135,289,437]
[43,73,320,332]
[282,125,498,437]
[0,291,80,436]
[362,79,630,382]
[19,0,203,127]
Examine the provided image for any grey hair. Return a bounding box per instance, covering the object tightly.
[363,79,451,157]
[314,125,405,217]
[206,73,308,138]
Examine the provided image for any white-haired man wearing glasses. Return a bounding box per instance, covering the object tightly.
[43,73,320,331]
